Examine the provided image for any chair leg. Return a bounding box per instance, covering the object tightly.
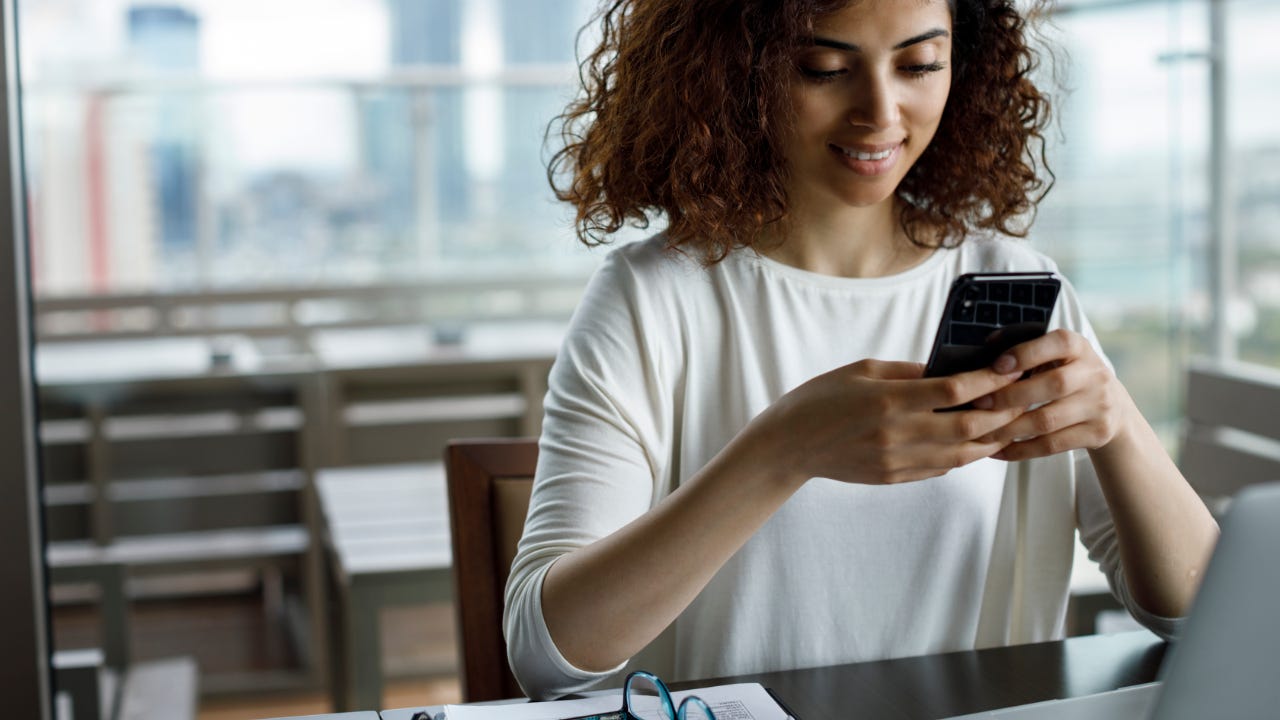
[348,580,384,711]
[98,564,131,672]
[328,578,385,711]
[303,487,331,692]
[327,562,350,712]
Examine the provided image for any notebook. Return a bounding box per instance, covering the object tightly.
[945,481,1280,720]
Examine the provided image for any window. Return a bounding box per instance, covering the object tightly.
[21,0,600,295]
[1036,0,1214,438]
[1034,0,1279,437]
[1229,0,1280,368]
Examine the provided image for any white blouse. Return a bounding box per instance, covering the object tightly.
[504,234,1179,700]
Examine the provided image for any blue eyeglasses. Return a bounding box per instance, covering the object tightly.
[561,670,716,720]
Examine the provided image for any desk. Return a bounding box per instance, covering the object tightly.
[684,630,1165,720]
[377,630,1166,720]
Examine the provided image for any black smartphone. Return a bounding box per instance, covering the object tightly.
[924,272,1061,409]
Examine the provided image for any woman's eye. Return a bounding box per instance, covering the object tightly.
[800,67,846,82]
[901,62,947,77]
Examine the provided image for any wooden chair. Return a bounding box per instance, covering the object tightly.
[1180,358,1280,517]
[445,438,539,702]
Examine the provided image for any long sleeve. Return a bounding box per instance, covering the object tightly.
[503,248,675,699]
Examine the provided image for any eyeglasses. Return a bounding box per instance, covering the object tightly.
[562,670,717,720]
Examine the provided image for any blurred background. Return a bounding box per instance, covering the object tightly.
[9,0,1279,718]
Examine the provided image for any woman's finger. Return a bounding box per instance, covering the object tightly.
[908,366,1024,412]
[993,422,1103,462]
[855,359,928,380]
[979,361,1088,411]
[884,436,1008,476]
[988,328,1087,378]
[919,404,1026,442]
[982,392,1095,445]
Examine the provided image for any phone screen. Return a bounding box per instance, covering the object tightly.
[924,272,1061,397]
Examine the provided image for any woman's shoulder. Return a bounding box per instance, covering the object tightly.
[605,232,702,274]
[951,234,1062,275]
[569,233,704,328]
[591,232,710,298]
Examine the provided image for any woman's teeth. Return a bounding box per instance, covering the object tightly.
[839,145,894,161]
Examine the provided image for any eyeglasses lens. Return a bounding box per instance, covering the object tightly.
[676,697,716,720]
[625,674,675,720]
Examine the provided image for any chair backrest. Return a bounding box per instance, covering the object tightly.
[1181,359,1280,516]
[445,437,538,702]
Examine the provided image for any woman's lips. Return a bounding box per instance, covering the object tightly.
[829,141,903,176]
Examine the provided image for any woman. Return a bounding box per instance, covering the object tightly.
[504,0,1219,700]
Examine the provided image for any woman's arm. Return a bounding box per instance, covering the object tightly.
[539,359,1028,673]
[976,329,1219,618]
[1087,400,1218,616]
[539,423,801,673]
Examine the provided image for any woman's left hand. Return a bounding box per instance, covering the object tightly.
[972,328,1134,461]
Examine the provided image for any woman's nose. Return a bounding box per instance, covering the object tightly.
[846,70,900,131]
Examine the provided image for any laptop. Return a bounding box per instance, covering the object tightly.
[945,481,1280,720]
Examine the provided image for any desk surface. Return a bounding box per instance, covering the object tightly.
[679,630,1166,720]
[376,630,1166,720]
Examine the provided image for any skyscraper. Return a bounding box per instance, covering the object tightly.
[127,5,201,259]
[368,0,466,269]
[498,0,579,257]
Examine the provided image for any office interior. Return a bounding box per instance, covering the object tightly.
[3,0,1278,718]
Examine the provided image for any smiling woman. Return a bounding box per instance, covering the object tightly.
[510,0,1218,704]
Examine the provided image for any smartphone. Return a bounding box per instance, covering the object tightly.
[924,272,1061,409]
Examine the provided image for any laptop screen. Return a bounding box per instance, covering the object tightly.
[1151,482,1280,720]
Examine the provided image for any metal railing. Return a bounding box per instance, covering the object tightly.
[33,274,589,346]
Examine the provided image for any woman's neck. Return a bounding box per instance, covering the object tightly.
[763,197,934,279]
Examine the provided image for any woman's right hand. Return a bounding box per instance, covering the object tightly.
[746,359,1029,488]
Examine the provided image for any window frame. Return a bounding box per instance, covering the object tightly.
[0,0,54,716]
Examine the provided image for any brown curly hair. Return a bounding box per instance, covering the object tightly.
[547,0,1055,261]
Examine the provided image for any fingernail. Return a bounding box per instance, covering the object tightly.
[992,451,1007,460]
[994,354,1017,374]
[974,395,993,410]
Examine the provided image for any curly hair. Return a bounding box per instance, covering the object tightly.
[547,0,1055,262]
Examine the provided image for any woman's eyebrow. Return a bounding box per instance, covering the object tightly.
[812,28,950,52]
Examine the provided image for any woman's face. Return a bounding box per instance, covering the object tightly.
[781,0,953,215]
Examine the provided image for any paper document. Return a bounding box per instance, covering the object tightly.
[443,682,792,720]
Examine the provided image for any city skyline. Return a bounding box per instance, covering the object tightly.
[13,0,1278,301]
